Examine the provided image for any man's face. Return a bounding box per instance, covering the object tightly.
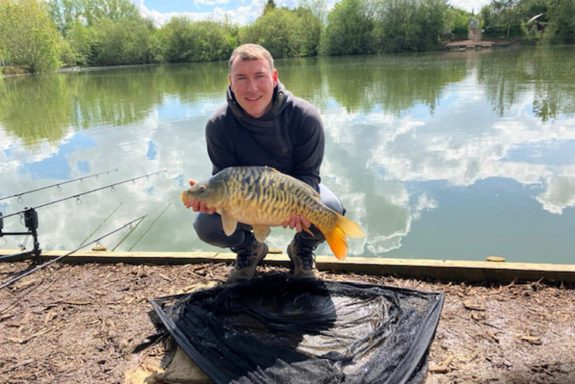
[229,57,278,119]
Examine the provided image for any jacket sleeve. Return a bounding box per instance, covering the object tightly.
[206,113,236,175]
[291,103,325,191]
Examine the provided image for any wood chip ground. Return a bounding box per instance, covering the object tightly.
[1,261,574,384]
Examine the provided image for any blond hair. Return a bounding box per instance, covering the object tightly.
[229,44,274,71]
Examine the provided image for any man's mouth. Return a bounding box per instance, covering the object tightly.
[245,95,262,102]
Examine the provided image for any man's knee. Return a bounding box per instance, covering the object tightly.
[193,213,221,245]
[319,184,345,215]
[193,213,249,248]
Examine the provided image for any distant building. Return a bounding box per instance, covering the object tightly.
[468,18,481,42]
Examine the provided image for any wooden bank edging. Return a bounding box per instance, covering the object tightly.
[1,249,574,284]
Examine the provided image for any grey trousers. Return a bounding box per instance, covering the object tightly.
[193,184,345,249]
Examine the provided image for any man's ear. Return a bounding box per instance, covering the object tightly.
[228,72,232,85]
[272,69,278,86]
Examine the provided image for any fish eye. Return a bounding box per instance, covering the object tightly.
[198,185,207,193]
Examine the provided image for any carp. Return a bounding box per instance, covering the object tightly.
[181,166,364,259]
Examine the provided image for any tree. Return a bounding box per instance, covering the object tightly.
[158,17,192,62]
[321,0,375,56]
[241,9,299,58]
[370,0,448,53]
[240,8,321,58]
[46,0,160,66]
[481,0,522,38]
[445,6,471,40]
[0,0,63,72]
[546,0,575,44]
[263,0,276,15]
[518,0,548,41]
[48,0,140,33]
[159,18,236,63]
[298,0,328,23]
[89,17,159,65]
[63,22,93,65]
[293,7,322,56]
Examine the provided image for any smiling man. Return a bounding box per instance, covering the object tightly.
[187,44,345,282]
[228,48,278,118]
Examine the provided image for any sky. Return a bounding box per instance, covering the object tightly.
[131,0,491,27]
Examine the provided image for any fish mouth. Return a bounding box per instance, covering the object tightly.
[180,191,192,208]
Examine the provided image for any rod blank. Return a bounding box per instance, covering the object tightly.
[0,169,119,202]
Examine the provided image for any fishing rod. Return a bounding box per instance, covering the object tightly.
[127,202,171,251]
[80,201,124,247]
[110,215,144,251]
[0,215,146,290]
[0,169,119,202]
[1,170,166,220]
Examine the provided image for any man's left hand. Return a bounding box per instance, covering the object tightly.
[281,215,312,233]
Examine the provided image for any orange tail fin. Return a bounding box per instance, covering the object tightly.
[325,226,348,260]
[324,214,365,260]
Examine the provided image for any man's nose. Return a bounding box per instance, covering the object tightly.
[246,78,257,92]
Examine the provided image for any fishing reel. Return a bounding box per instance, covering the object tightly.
[0,207,38,235]
[23,208,39,231]
[0,207,41,261]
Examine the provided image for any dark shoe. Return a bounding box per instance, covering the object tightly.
[227,234,268,283]
[287,237,317,279]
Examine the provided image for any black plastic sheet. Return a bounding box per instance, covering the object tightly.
[149,275,444,384]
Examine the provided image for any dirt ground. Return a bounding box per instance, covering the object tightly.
[1,260,574,384]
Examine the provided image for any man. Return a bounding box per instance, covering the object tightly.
[187,43,344,282]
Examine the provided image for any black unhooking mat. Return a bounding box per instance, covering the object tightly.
[148,275,444,384]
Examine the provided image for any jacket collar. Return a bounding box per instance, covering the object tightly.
[227,83,288,127]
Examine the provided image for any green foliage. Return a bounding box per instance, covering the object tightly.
[546,0,575,44]
[48,0,140,35]
[159,18,236,63]
[321,0,375,56]
[263,0,276,15]
[445,6,471,39]
[480,0,575,43]
[293,7,322,57]
[89,17,160,66]
[0,0,63,73]
[519,0,548,42]
[5,0,575,72]
[240,8,321,58]
[372,0,448,53]
[518,0,548,17]
[64,22,93,65]
[298,0,328,24]
[481,0,523,38]
[47,0,153,66]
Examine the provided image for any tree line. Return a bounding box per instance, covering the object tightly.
[0,0,574,74]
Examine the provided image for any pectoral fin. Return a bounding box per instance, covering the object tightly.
[252,226,271,242]
[220,211,238,236]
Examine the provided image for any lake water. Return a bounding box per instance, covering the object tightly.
[1,46,575,264]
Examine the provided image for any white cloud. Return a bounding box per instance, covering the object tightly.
[194,0,230,5]
[448,0,490,13]
[536,171,575,215]
[133,0,267,26]
[132,0,491,28]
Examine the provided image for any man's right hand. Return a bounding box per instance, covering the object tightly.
[187,179,217,214]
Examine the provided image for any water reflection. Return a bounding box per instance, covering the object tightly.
[1,47,575,263]
[477,46,575,121]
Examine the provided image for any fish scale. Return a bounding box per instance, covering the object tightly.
[181,166,364,259]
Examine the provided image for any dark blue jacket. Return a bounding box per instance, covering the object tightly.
[205,83,325,191]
